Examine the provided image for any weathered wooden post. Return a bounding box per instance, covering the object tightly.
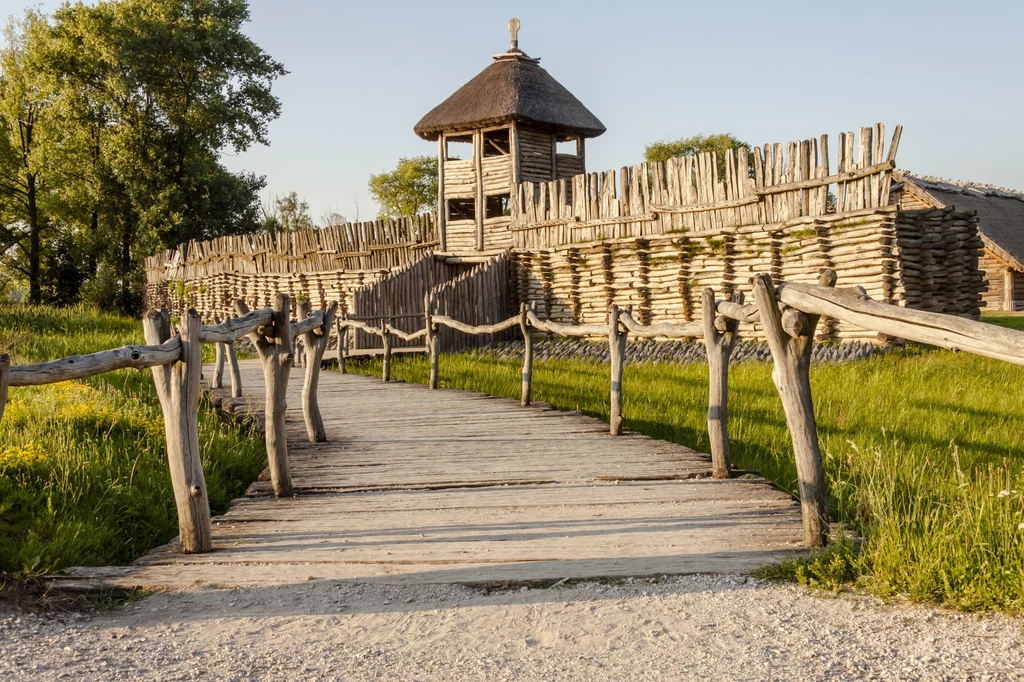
[0,353,9,426]
[752,270,836,547]
[212,316,226,389]
[337,317,348,374]
[608,304,627,436]
[142,308,212,553]
[226,321,242,399]
[297,300,313,371]
[702,288,740,479]
[300,301,338,443]
[235,294,294,498]
[519,303,534,406]
[425,292,439,390]
[381,321,392,383]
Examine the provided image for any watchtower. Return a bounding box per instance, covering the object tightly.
[414,19,606,254]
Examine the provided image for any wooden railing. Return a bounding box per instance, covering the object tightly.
[336,269,1024,549]
[0,294,335,555]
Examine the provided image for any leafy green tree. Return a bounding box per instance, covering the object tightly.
[0,11,57,305]
[260,191,313,233]
[27,0,286,313]
[644,133,752,181]
[368,156,437,220]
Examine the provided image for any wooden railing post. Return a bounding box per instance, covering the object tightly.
[297,300,312,370]
[300,302,338,443]
[702,288,740,479]
[236,294,294,498]
[608,304,627,435]
[382,321,392,383]
[226,319,242,399]
[142,308,212,553]
[337,317,348,374]
[752,270,836,547]
[0,353,9,426]
[212,316,226,389]
[520,303,534,406]
[425,292,439,389]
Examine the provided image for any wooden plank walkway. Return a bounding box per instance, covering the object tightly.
[55,361,805,590]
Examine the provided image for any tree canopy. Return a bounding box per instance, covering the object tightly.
[368,156,437,220]
[644,133,751,180]
[0,0,285,313]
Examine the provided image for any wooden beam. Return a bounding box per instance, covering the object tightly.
[142,309,212,554]
[438,136,447,252]
[608,304,627,436]
[9,338,183,387]
[519,303,533,406]
[475,130,484,251]
[0,354,9,427]
[236,295,294,498]
[702,288,739,479]
[757,160,895,196]
[300,301,338,443]
[752,271,833,547]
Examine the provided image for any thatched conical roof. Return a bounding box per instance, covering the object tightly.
[414,50,605,141]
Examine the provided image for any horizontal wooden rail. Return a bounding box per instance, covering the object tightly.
[339,318,386,336]
[777,282,1024,365]
[199,309,273,343]
[755,160,895,196]
[618,313,702,339]
[525,310,609,337]
[291,311,326,338]
[9,338,184,387]
[717,301,760,323]
[386,326,428,343]
[432,314,521,336]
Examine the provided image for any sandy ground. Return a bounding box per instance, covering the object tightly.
[2,575,1022,681]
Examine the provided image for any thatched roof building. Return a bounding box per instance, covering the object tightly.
[894,172,1024,310]
[415,20,605,254]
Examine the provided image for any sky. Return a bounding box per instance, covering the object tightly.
[3,0,1024,223]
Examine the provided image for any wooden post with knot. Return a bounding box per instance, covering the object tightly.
[0,354,9,426]
[236,293,294,498]
[519,303,534,406]
[752,269,837,547]
[425,292,439,390]
[142,308,212,553]
[608,304,627,435]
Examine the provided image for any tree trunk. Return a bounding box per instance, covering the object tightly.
[26,173,40,305]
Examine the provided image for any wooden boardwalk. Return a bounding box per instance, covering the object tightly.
[57,361,804,590]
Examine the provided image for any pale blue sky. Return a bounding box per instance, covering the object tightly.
[5,0,1024,222]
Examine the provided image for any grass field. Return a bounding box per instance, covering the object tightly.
[348,321,1024,613]
[0,305,266,578]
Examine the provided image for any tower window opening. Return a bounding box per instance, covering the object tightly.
[483,129,511,157]
[485,194,512,219]
[448,198,475,221]
[445,135,474,161]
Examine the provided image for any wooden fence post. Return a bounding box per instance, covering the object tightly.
[337,317,348,374]
[226,323,242,399]
[702,288,740,479]
[425,292,439,390]
[608,304,627,436]
[520,303,534,406]
[382,322,392,383]
[235,294,294,498]
[297,300,312,370]
[300,302,338,443]
[212,316,226,389]
[142,308,212,553]
[752,270,836,547]
[0,353,9,426]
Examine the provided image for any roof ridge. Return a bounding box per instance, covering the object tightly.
[899,170,1024,201]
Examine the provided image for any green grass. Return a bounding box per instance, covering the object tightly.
[0,304,266,577]
[348,338,1024,613]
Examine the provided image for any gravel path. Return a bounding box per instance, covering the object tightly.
[2,575,1021,681]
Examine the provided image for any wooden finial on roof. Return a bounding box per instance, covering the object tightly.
[509,18,520,50]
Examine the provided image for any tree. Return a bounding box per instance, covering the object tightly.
[22,0,286,313]
[0,11,56,305]
[260,191,313,233]
[644,133,752,181]
[368,155,437,220]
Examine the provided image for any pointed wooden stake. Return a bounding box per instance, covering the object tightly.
[608,304,627,435]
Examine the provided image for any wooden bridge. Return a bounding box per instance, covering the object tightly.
[55,360,804,590]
